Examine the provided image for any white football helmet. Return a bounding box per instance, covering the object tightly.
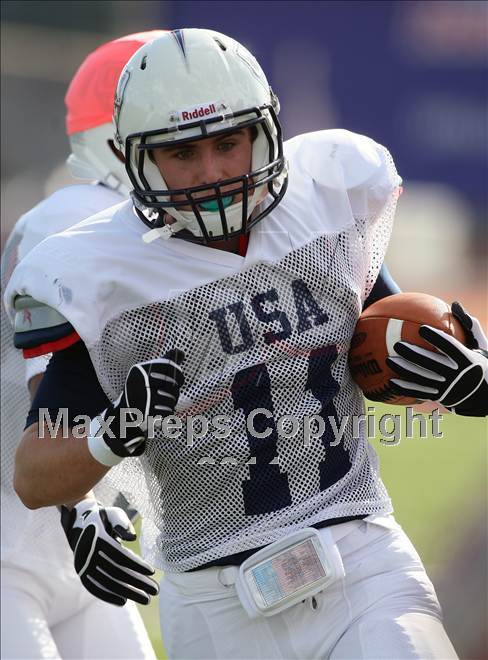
[114,29,288,243]
[65,31,167,197]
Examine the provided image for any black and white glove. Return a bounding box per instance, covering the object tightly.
[386,302,488,416]
[87,349,185,466]
[60,499,159,606]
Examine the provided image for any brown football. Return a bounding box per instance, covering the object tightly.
[348,293,467,405]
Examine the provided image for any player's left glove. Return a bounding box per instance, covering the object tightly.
[386,302,488,416]
[61,499,159,607]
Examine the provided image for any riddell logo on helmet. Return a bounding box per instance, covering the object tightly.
[178,102,219,122]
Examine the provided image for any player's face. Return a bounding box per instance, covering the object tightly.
[151,129,253,209]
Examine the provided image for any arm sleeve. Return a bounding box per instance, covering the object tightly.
[25,341,110,429]
[363,263,401,309]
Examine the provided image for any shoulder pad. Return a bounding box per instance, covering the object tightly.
[286,129,401,191]
[13,295,79,358]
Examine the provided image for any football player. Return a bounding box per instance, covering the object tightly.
[0,31,168,660]
[5,29,487,658]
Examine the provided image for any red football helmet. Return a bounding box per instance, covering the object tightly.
[65,30,167,195]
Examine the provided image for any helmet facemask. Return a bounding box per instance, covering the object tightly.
[125,104,288,243]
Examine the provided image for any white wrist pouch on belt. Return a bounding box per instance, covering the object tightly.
[234,527,345,618]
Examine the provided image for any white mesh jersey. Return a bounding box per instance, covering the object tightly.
[1,183,123,569]
[6,130,402,572]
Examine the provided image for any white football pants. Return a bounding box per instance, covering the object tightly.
[159,515,458,659]
[1,562,155,659]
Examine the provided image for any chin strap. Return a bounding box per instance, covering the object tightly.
[142,218,187,243]
[133,192,188,244]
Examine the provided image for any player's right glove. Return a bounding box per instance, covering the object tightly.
[61,499,159,606]
[87,349,185,466]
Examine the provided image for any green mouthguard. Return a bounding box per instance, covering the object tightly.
[200,196,233,212]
